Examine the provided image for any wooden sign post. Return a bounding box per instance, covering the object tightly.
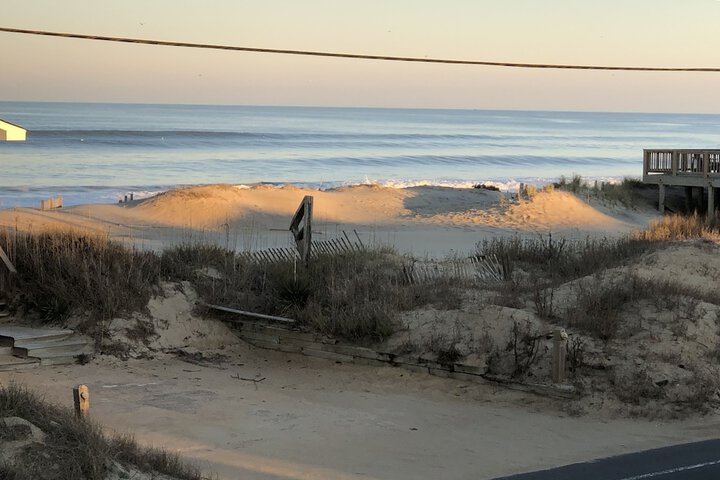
[551,329,568,384]
[73,385,90,419]
[289,196,313,264]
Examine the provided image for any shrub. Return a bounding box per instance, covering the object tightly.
[564,276,637,340]
[599,178,649,206]
[554,174,585,193]
[613,367,664,405]
[634,214,719,241]
[506,321,543,377]
[425,326,464,365]
[473,183,500,192]
[563,273,711,340]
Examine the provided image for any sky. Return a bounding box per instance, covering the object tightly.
[2,0,720,112]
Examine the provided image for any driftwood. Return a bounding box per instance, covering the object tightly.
[231,374,266,383]
[204,303,296,324]
[231,373,266,390]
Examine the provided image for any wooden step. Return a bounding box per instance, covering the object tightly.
[0,326,93,366]
[14,338,92,358]
[0,326,73,347]
[0,354,40,372]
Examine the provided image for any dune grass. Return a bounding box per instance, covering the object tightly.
[478,213,719,340]
[162,245,460,342]
[0,207,717,345]
[0,230,160,328]
[0,229,458,343]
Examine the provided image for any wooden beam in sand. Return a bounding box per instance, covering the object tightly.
[204,303,296,324]
[0,246,16,274]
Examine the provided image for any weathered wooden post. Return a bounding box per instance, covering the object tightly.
[685,186,693,212]
[551,329,567,383]
[73,385,90,419]
[708,184,715,220]
[658,182,665,213]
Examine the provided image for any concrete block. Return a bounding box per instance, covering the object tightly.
[398,363,429,375]
[428,367,452,379]
[448,371,486,383]
[238,331,280,345]
[321,344,392,361]
[279,336,326,349]
[393,354,423,366]
[350,357,388,368]
[301,348,354,363]
[249,340,302,354]
[453,363,486,375]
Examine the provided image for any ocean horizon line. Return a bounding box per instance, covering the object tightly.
[2,99,718,117]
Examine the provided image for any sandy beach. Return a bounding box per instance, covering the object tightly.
[0,184,657,257]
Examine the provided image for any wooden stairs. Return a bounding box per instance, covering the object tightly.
[0,325,93,371]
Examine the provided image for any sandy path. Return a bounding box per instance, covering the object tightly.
[2,342,716,480]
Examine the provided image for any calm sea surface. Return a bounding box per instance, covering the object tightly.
[1,102,720,207]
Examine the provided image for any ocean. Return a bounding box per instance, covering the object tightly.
[1,101,719,208]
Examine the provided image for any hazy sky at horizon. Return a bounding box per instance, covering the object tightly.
[3,0,720,112]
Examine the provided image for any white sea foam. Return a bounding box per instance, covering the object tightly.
[229,175,634,194]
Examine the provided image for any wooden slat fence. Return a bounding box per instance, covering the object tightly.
[402,255,503,284]
[238,234,364,264]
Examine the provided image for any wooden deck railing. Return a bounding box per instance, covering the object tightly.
[644,149,720,178]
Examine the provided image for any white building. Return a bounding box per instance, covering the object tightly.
[0,119,27,141]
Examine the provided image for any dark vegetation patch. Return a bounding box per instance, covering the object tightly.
[472,183,500,191]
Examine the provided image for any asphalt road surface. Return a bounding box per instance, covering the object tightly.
[494,439,720,480]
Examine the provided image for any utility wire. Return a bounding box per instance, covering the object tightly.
[2,26,719,72]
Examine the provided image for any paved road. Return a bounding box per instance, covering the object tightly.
[494,439,720,480]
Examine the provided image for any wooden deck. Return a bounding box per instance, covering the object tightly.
[643,149,720,187]
[643,149,720,217]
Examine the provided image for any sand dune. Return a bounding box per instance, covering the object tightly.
[0,184,656,256]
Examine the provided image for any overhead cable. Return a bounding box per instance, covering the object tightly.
[1,26,719,72]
